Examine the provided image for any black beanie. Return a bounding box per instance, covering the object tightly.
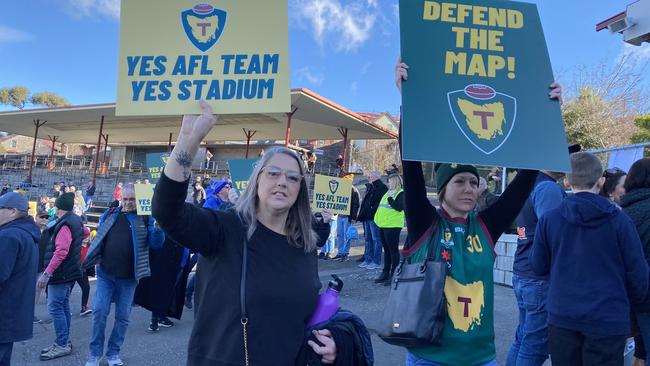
[55,192,75,211]
[435,163,479,193]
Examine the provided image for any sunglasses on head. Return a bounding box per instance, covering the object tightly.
[604,167,625,176]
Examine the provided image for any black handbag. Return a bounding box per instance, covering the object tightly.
[378,220,447,347]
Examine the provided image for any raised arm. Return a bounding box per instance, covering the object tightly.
[395,57,436,245]
[479,169,537,241]
[151,100,223,256]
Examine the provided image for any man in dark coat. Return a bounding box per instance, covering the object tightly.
[356,171,388,269]
[0,193,40,366]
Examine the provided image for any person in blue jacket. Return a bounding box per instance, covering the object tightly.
[0,192,40,366]
[531,152,649,366]
[82,184,165,366]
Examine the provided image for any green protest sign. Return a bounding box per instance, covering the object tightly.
[228,159,258,191]
[400,0,570,171]
[146,152,169,183]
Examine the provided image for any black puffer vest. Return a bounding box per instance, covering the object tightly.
[43,212,83,284]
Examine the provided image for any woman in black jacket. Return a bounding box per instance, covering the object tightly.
[621,158,650,359]
[152,101,340,366]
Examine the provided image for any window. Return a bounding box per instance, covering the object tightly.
[10,140,16,148]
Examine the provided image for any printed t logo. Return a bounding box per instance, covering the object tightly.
[181,3,227,52]
[328,179,339,194]
[448,84,517,155]
[444,276,485,332]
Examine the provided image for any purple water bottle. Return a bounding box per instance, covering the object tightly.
[307,275,344,327]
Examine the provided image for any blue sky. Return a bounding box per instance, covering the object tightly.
[0,0,648,115]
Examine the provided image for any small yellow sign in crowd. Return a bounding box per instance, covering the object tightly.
[311,174,353,215]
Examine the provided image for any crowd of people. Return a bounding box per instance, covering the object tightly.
[1,73,650,366]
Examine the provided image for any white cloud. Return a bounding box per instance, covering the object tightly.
[0,25,34,43]
[66,0,120,20]
[350,81,359,94]
[361,62,372,74]
[296,67,325,85]
[292,0,378,52]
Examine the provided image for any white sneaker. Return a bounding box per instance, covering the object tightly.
[358,262,370,268]
[85,356,100,366]
[107,356,124,366]
[366,263,381,270]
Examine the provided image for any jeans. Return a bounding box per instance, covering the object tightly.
[0,342,13,366]
[506,274,549,366]
[406,352,497,366]
[336,216,351,256]
[84,195,93,212]
[548,324,626,366]
[320,216,337,255]
[47,282,74,346]
[363,220,383,265]
[89,267,137,358]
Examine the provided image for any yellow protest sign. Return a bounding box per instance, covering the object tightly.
[312,174,352,215]
[116,0,290,116]
[28,201,37,218]
[134,184,155,216]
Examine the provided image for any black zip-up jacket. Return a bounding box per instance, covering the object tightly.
[357,180,388,222]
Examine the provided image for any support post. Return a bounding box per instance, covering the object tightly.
[47,135,58,170]
[337,127,349,176]
[284,107,298,147]
[243,128,257,158]
[28,119,47,182]
[92,116,105,186]
[101,134,109,175]
[168,133,173,152]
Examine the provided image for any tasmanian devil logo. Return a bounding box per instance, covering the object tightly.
[181,3,227,52]
[447,84,517,155]
[328,179,339,194]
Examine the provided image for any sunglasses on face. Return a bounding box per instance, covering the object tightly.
[260,165,303,184]
[122,197,136,202]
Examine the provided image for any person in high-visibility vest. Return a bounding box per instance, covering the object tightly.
[373,174,405,285]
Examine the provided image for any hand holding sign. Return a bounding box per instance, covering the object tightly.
[181,100,218,145]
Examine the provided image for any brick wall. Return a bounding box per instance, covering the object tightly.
[493,234,518,286]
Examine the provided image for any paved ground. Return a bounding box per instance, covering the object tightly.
[13,244,527,366]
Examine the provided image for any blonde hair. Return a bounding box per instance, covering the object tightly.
[235,147,317,252]
[388,174,403,190]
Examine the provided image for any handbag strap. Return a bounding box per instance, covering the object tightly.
[240,227,250,366]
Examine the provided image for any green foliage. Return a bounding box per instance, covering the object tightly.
[30,92,69,108]
[0,86,69,109]
[631,114,650,144]
[0,86,30,109]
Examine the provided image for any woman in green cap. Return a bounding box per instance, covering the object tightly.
[394,59,563,366]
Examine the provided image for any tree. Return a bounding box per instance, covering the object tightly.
[561,53,649,149]
[0,86,30,109]
[0,86,69,109]
[30,92,70,108]
[631,114,650,144]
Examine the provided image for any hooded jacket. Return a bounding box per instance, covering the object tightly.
[357,180,388,222]
[621,187,650,312]
[531,192,649,336]
[0,216,40,342]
